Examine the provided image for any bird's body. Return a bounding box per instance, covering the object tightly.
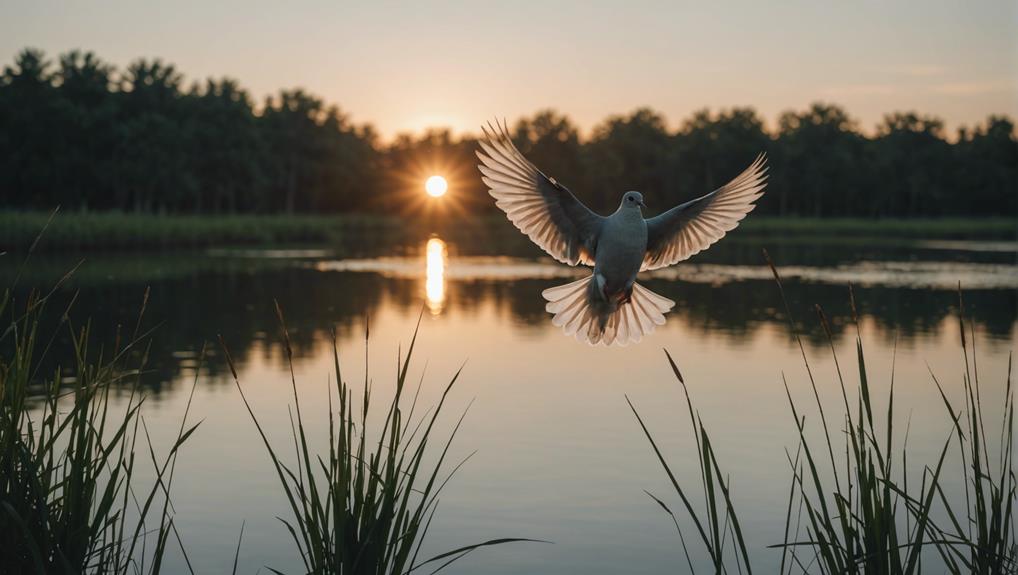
[595,196,647,297]
[477,120,768,346]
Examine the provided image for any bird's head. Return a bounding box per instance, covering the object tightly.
[621,191,645,210]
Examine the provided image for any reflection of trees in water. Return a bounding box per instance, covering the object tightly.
[21,265,1015,397]
[643,279,1016,347]
[392,224,1014,267]
[699,239,1014,266]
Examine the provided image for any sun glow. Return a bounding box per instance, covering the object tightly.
[425,237,447,314]
[425,175,448,197]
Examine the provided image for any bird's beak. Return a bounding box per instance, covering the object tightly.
[638,200,646,208]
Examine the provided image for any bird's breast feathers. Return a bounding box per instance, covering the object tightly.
[595,212,648,277]
[603,211,648,251]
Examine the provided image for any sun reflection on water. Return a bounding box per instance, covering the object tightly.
[425,237,447,314]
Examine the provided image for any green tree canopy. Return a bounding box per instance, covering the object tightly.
[0,48,1014,219]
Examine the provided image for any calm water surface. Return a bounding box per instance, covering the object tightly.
[7,235,1017,574]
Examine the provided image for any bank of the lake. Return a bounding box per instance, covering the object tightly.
[0,210,1015,252]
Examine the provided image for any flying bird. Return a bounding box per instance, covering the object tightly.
[476,121,768,346]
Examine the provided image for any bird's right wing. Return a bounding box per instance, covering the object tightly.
[477,121,604,266]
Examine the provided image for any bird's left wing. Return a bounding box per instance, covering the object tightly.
[477,121,604,266]
[642,154,768,271]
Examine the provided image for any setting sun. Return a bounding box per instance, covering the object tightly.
[425,175,448,197]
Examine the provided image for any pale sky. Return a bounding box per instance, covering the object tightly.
[2,0,1016,138]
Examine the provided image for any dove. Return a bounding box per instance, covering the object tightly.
[476,120,768,346]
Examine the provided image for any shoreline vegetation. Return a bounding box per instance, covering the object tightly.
[1,211,1015,252]
[1,272,198,572]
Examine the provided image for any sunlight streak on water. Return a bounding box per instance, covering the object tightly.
[425,237,447,314]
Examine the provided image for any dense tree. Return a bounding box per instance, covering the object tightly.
[772,103,870,217]
[261,90,328,213]
[187,79,266,213]
[672,107,771,209]
[51,51,118,211]
[955,116,1018,217]
[315,108,378,213]
[586,108,673,212]
[114,59,197,213]
[511,110,586,194]
[871,113,954,217]
[0,49,60,208]
[0,48,1014,219]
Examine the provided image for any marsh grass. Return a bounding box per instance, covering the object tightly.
[632,252,1016,574]
[766,253,948,575]
[922,293,1016,573]
[1,211,1012,253]
[0,210,401,252]
[220,306,537,575]
[768,256,1016,575]
[627,352,753,574]
[0,229,199,573]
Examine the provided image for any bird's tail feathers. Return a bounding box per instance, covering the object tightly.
[542,275,674,346]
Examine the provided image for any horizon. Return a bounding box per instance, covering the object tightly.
[2,0,1015,139]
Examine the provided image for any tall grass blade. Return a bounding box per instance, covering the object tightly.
[221,310,535,574]
[628,350,753,574]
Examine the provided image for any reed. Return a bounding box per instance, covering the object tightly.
[220,307,536,575]
[627,351,753,575]
[921,291,1016,574]
[766,249,946,575]
[0,210,401,252]
[632,253,1015,574]
[1,210,1012,253]
[0,241,198,573]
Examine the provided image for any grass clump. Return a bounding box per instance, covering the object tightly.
[632,253,1016,574]
[924,294,1016,573]
[220,307,536,574]
[767,255,945,575]
[0,247,198,573]
[769,258,1016,575]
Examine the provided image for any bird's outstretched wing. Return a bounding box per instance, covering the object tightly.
[642,154,768,271]
[477,121,604,266]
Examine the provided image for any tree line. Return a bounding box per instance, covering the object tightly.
[1,48,1015,218]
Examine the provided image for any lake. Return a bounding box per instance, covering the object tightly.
[5,232,1016,574]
